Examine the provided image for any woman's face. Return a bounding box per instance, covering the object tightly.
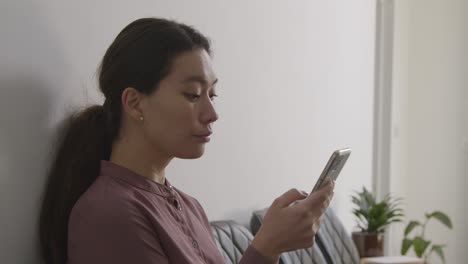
[137,48,219,159]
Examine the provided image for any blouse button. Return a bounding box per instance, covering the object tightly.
[192,239,198,249]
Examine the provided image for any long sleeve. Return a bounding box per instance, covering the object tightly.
[238,246,279,264]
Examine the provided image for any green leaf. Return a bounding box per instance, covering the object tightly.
[430,244,446,264]
[428,211,453,229]
[404,221,421,236]
[351,187,404,233]
[401,238,413,255]
[413,237,430,257]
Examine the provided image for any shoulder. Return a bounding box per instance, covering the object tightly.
[67,178,169,263]
[69,175,149,230]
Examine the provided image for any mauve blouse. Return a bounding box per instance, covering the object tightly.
[67,160,275,264]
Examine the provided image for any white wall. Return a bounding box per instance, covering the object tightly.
[389,0,468,263]
[0,1,376,263]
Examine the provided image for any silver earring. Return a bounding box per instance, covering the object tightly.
[139,116,144,121]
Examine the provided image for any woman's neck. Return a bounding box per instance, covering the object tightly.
[110,138,172,185]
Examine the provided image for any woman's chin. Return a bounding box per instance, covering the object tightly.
[176,146,206,159]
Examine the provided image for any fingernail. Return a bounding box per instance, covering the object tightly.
[301,190,309,196]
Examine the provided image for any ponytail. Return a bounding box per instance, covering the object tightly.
[39,105,111,264]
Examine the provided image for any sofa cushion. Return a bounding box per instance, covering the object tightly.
[250,207,360,264]
[316,208,360,264]
[210,220,254,264]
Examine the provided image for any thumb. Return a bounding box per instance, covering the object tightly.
[272,188,308,208]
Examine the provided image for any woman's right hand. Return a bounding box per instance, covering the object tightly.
[251,180,335,262]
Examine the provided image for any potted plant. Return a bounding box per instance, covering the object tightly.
[401,211,453,264]
[351,187,404,258]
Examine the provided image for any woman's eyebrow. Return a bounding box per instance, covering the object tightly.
[181,75,218,86]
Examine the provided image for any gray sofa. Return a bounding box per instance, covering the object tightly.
[210,208,360,264]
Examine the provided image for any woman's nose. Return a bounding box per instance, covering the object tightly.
[200,100,219,125]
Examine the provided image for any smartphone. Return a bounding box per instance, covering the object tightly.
[311,148,351,192]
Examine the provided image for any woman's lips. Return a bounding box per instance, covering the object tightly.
[193,132,212,143]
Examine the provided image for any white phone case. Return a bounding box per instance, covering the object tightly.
[311,148,351,193]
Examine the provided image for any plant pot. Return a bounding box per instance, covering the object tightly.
[351,232,384,258]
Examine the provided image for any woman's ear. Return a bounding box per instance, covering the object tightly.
[121,87,145,121]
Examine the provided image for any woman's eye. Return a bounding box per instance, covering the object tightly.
[184,93,218,102]
[184,93,200,101]
[210,94,218,101]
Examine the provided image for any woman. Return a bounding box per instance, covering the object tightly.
[39,17,334,264]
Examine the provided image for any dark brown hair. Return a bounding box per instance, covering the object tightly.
[38,17,211,264]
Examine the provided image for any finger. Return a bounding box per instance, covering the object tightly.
[326,192,333,205]
[292,191,309,206]
[323,179,335,192]
[304,181,333,206]
[272,188,308,208]
[322,194,333,212]
[322,181,335,199]
[317,180,334,196]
